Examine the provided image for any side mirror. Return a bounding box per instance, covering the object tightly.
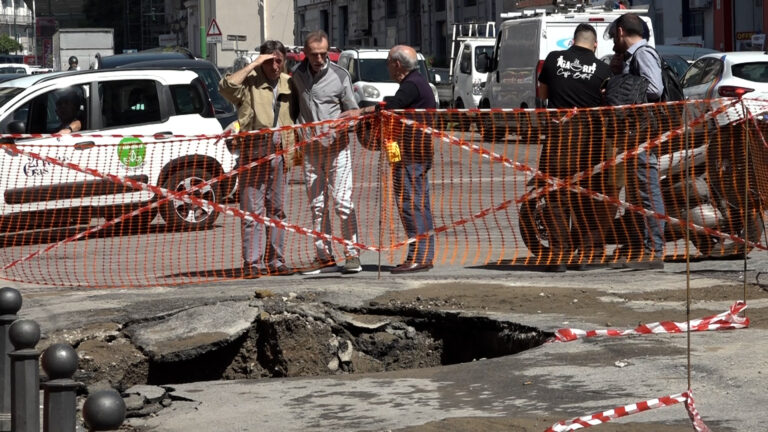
[476,53,491,73]
[7,120,25,134]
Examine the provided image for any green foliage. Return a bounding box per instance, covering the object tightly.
[0,34,22,54]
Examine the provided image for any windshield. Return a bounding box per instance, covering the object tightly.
[0,87,23,107]
[358,58,430,82]
[192,66,234,114]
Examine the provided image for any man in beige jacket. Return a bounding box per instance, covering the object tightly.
[219,40,298,278]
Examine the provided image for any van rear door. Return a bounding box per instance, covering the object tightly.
[487,18,541,109]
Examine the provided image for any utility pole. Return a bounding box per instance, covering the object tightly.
[200,0,206,59]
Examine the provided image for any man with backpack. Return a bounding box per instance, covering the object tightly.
[607,12,666,269]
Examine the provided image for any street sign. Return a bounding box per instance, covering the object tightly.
[206,18,222,37]
[206,18,223,44]
[227,34,247,42]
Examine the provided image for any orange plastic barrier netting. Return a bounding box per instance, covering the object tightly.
[0,98,767,288]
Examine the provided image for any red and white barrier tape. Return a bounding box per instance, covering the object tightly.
[550,301,748,343]
[545,390,710,432]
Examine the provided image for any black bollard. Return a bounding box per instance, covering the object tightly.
[8,319,40,432]
[41,344,79,432]
[83,390,125,431]
[0,287,22,432]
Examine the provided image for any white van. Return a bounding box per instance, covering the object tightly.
[479,6,655,111]
[449,23,495,110]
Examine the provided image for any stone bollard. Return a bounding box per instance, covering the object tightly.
[0,287,22,432]
[8,319,40,432]
[41,344,79,432]
[83,390,125,431]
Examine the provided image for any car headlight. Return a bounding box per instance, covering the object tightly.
[472,79,485,96]
[362,84,380,99]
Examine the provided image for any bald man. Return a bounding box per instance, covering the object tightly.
[383,45,436,273]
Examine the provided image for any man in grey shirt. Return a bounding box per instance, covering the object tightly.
[291,30,363,275]
[608,12,665,269]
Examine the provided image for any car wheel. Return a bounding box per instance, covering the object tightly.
[159,168,220,231]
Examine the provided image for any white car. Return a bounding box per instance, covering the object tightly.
[682,51,768,100]
[0,69,235,232]
[336,48,439,108]
[682,51,768,125]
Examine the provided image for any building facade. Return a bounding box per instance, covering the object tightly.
[1,0,35,60]
[178,0,294,69]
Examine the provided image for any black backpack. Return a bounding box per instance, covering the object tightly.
[602,73,649,106]
[631,45,685,102]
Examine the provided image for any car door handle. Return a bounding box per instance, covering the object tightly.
[74,141,95,150]
[153,132,173,140]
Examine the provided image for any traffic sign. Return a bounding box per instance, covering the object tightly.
[227,34,247,42]
[206,18,222,37]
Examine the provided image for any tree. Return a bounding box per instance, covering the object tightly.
[0,35,22,54]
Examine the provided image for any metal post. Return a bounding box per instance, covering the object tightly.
[8,319,40,432]
[0,287,22,432]
[83,390,125,431]
[41,344,79,432]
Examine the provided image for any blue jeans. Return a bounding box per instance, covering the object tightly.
[635,151,665,253]
[393,162,435,264]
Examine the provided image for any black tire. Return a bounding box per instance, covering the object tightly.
[159,168,220,231]
[519,196,552,258]
[453,99,472,132]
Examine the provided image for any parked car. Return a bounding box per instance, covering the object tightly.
[682,51,768,100]
[428,67,451,108]
[655,45,720,63]
[336,48,439,107]
[0,63,31,75]
[93,50,195,69]
[0,69,236,232]
[661,54,690,79]
[113,58,237,129]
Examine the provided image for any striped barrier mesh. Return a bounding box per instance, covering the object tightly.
[0,98,766,287]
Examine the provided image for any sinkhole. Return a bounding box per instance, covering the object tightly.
[133,296,553,386]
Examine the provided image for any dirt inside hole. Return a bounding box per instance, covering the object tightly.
[144,296,551,385]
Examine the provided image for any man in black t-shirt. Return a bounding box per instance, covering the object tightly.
[536,23,611,271]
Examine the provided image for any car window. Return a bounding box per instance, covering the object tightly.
[682,58,721,88]
[191,66,234,114]
[459,46,471,74]
[474,45,493,71]
[359,59,393,82]
[1,85,88,134]
[731,62,768,83]
[170,84,205,115]
[0,87,23,107]
[99,80,161,128]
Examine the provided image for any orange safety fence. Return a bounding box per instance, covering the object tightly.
[0,97,767,288]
